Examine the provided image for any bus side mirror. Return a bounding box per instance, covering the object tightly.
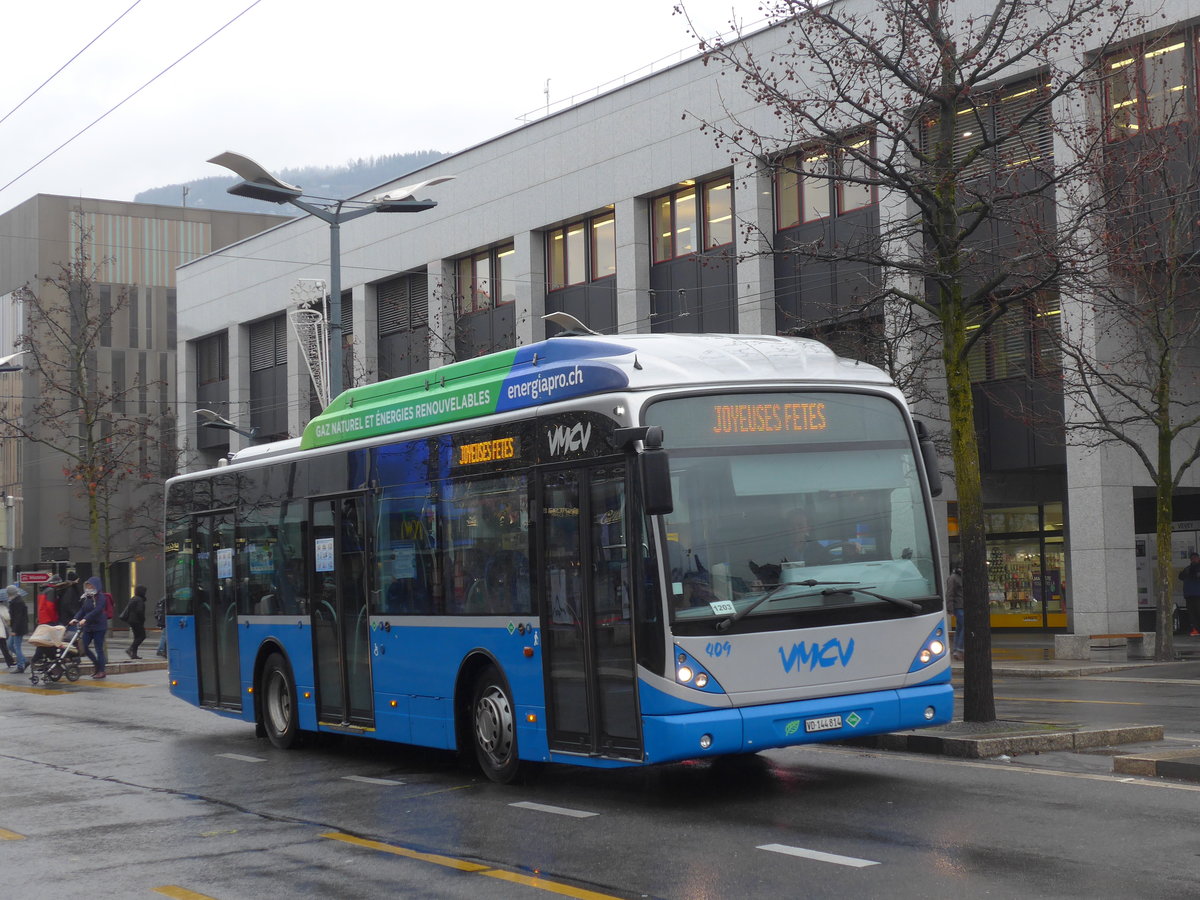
[915,420,943,498]
[614,426,674,516]
[639,447,674,516]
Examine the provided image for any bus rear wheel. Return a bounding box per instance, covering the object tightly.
[472,667,521,784]
[262,652,302,750]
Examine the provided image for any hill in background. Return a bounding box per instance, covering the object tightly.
[135,150,448,213]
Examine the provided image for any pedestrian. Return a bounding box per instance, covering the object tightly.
[70,576,108,679]
[120,585,148,659]
[1179,552,1200,636]
[946,566,964,660]
[6,584,29,673]
[57,571,82,626]
[38,578,61,626]
[154,594,167,658]
[0,588,15,669]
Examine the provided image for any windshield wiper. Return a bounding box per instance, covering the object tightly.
[822,584,922,614]
[715,579,860,632]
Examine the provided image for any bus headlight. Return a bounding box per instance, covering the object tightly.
[677,665,694,683]
[694,672,709,688]
[929,640,945,656]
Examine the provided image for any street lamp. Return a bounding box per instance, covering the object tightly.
[196,408,259,441]
[208,151,452,398]
[0,349,26,372]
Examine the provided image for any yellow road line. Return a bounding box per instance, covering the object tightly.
[323,832,488,871]
[995,695,1145,706]
[154,887,219,900]
[484,868,623,899]
[0,683,67,695]
[0,828,26,840]
[322,832,624,899]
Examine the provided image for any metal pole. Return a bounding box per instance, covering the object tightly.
[5,496,13,585]
[328,213,343,398]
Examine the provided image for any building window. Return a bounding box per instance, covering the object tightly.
[456,242,515,316]
[1105,36,1188,140]
[652,177,732,263]
[249,317,287,372]
[776,139,876,230]
[197,332,228,385]
[547,211,616,291]
[966,293,1061,383]
[378,273,429,334]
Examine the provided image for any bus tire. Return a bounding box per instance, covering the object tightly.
[472,667,521,784]
[262,652,303,750]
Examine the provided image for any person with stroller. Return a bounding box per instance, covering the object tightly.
[70,577,109,679]
[120,585,148,660]
[31,579,62,668]
[6,584,29,674]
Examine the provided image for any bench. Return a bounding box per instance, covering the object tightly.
[1053,632,1155,661]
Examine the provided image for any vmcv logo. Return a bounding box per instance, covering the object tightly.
[547,422,592,456]
[779,638,855,673]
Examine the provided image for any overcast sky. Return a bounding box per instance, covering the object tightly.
[0,0,760,208]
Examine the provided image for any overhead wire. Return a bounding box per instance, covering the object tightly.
[0,0,145,131]
[0,0,266,199]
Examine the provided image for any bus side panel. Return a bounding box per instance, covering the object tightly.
[239,621,320,731]
[166,615,200,706]
[370,619,549,759]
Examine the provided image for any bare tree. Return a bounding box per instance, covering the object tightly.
[0,218,175,587]
[685,0,1145,719]
[1056,120,1200,660]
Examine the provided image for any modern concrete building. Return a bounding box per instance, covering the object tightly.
[0,195,289,598]
[174,1,1200,637]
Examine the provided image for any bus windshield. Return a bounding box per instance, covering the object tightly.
[645,391,938,628]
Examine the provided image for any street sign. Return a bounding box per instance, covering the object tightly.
[19,572,52,584]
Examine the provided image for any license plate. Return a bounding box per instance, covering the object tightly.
[805,715,843,733]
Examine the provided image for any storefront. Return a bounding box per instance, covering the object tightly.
[948,501,1066,630]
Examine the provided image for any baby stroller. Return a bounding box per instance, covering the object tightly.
[27,624,82,685]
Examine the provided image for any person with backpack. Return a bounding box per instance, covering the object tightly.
[70,577,109,679]
[120,585,148,659]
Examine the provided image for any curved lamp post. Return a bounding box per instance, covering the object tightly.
[208,151,452,398]
[196,408,258,441]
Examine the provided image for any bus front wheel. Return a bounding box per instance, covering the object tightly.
[262,652,302,750]
[472,667,521,784]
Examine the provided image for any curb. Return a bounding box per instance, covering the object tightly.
[848,722,1164,758]
[1113,748,1200,782]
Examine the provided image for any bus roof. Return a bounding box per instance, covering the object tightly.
[300,333,889,451]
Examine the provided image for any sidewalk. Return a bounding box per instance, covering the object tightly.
[870,631,1200,782]
[72,626,167,675]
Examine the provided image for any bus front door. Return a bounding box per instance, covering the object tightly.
[194,512,241,710]
[309,495,373,728]
[539,465,642,760]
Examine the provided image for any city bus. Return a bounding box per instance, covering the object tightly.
[164,333,952,783]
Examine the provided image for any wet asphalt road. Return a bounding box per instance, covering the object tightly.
[2,667,1199,899]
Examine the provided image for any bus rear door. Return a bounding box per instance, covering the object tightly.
[193,511,241,711]
[538,464,643,760]
[308,494,374,729]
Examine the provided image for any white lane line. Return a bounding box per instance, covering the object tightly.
[343,775,406,785]
[758,843,880,868]
[509,800,598,818]
[216,753,266,763]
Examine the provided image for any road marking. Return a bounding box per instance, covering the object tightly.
[323,832,623,898]
[342,775,405,785]
[994,695,1145,706]
[154,887,219,900]
[0,683,67,695]
[810,744,1200,792]
[216,753,266,763]
[0,828,26,840]
[510,801,598,818]
[758,843,880,868]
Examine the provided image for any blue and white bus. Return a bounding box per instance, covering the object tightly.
[165,333,952,782]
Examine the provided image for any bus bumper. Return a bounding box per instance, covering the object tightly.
[641,683,954,763]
